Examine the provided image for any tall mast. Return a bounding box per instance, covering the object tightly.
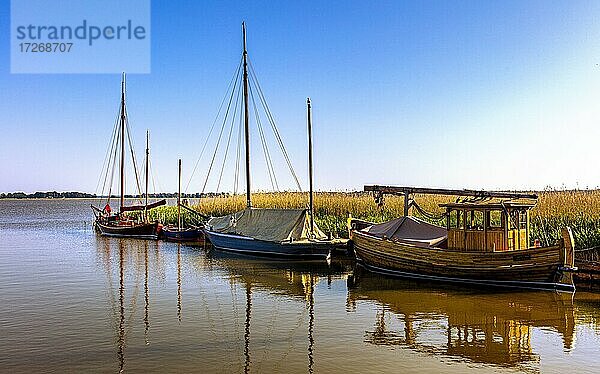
[242,21,252,208]
[145,130,149,222]
[307,98,315,236]
[120,73,126,213]
[177,159,182,230]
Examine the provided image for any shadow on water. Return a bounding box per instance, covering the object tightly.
[347,265,576,369]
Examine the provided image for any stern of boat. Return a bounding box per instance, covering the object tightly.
[556,227,577,291]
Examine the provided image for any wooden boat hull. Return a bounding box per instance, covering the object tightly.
[162,227,205,243]
[352,231,575,292]
[95,220,161,240]
[203,229,337,259]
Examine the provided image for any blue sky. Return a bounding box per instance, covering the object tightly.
[2,0,600,194]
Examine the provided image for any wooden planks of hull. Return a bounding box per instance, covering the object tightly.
[352,231,575,291]
[96,221,161,240]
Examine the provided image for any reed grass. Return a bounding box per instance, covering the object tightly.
[149,190,600,249]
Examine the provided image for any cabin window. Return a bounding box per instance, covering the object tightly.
[448,209,464,229]
[487,210,503,230]
[519,211,527,230]
[466,210,484,231]
[509,210,527,230]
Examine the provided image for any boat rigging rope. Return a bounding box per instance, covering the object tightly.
[248,59,302,191]
[201,63,243,195]
[105,120,121,204]
[124,111,144,203]
[96,102,122,202]
[234,102,243,195]
[148,158,164,199]
[215,82,242,192]
[192,55,305,196]
[106,133,119,204]
[185,58,243,195]
[249,81,279,191]
[410,199,447,221]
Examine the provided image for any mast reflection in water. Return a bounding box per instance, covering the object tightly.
[203,249,348,374]
[97,236,164,373]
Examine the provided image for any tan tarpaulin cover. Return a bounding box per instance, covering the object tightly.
[361,216,447,247]
[207,208,327,242]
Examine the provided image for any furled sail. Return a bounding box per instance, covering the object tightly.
[361,216,447,248]
[207,208,327,242]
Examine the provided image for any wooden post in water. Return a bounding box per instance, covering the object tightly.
[178,159,182,231]
[145,130,149,222]
[120,73,126,213]
[242,22,252,208]
[307,98,315,237]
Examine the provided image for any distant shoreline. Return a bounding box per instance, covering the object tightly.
[0,192,96,199]
[2,188,599,200]
[0,191,231,199]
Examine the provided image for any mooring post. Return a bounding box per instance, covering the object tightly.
[403,192,410,217]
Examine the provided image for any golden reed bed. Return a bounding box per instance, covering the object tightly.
[149,190,600,249]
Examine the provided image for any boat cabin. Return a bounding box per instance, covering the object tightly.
[439,199,536,252]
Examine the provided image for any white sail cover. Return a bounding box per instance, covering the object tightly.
[207,208,327,242]
[361,216,447,248]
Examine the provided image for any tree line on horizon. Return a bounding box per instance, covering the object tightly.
[0,191,231,199]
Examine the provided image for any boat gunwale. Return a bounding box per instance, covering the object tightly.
[353,229,563,256]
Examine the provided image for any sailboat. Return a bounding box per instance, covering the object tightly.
[203,23,347,258]
[91,74,166,239]
[162,159,206,242]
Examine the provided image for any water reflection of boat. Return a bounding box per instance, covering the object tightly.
[346,269,575,368]
[201,249,352,373]
[204,248,352,297]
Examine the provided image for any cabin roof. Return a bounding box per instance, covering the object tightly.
[439,198,537,210]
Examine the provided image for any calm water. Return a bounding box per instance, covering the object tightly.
[1,199,600,373]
